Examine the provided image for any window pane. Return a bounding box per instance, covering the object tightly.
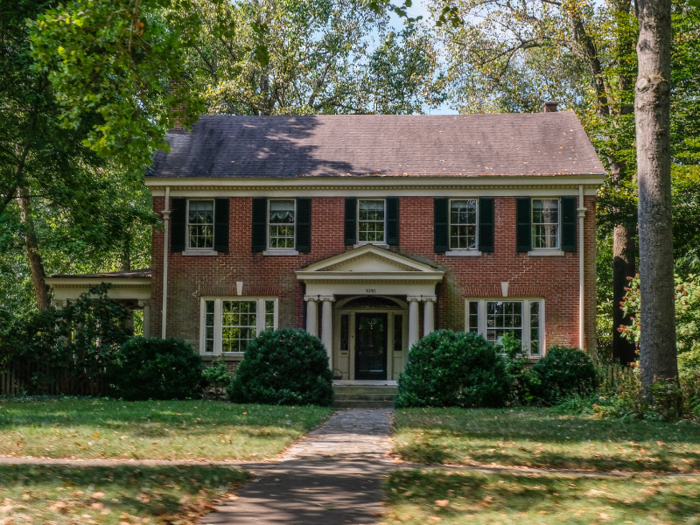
[532,199,559,249]
[265,300,275,331]
[394,315,403,351]
[222,300,257,352]
[269,200,295,249]
[450,200,478,249]
[204,300,215,353]
[486,301,523,348]
[358,200,385,243]
[188,200,214,249]
[530,301,541,355]
[340,315,349,352]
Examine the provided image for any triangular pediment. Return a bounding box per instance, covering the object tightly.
[299,245,439,274]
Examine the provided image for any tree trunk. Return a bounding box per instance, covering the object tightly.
[18,189,51,310]
[635,0,677,387]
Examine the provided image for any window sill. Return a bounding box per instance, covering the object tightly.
[527,249,564,257]
[353,243,389,249]
[263,249,299,256]
[183,250,218,256]
[446,250,482,257]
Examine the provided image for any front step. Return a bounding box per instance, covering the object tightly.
[333,384,397,409]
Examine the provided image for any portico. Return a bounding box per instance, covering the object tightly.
[295,245,444,379]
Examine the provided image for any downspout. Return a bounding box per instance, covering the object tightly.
[578,185,587,350]
[161,187,171,339]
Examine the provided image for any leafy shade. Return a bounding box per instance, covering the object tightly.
[29,0,209,168]
[228,329,333,406]
[396,330,511,408]
[107,337,204,401]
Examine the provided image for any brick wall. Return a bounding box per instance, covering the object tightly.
[150,195,597,355]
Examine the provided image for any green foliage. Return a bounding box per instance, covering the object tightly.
[395,330,511,408]
[29,0,208,168]
[0,285,132,394]
[621,274,700,352]
[530,346,598,406]
[499,333,540,406]
[227,329,333,406]
[107,337,204,401]
[202,358,230,397]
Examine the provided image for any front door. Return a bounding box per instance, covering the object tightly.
[355,313,388,380]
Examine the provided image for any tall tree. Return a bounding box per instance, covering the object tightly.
[635,0,677,387]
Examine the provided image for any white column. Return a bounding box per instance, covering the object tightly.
[407,295,421,350]
[161,186,171,339]
[304,295,319,336]
[578,184,587,350]
[139,300,152,338]
[320,295,335,365]
[423,295,437,336]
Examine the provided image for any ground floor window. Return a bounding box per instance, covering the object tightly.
[465,298,543,356]
[200,297,278,354]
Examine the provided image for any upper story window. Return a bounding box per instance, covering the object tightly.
[532,198,560,249]
[466,298,543,356]
[188,200,215,249]
[268,199,296,249]
[358,199,385,244]
[450,199,478,250]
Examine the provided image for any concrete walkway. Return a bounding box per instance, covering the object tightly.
[203,408,395,525]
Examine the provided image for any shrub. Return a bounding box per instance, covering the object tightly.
[107,337,204,400]
[531,345,598,405]
[227,329,333,406]
[395,330,511,408]
[0,284,132,395]
[202,358,231,397]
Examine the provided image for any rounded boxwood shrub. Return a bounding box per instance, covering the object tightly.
[227,329,333,406]
[107,337,204,401]
[395,330,511,408]
[531,345,598,405]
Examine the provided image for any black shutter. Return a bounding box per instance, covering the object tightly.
[434,197,449,253]
[344,197,357,245]
[516,197,532,253]
[386,197,399,245]
[171,198,186,253]
[214,198,230,253]
[296,197,311,253]
[252,198,267,252]
[478,197,495,253]
[561,196,577,252]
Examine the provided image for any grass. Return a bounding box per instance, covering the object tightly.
[0,464,248,524]
[394,407,700,472]
[0,398,333,460]
[382,469,700,525]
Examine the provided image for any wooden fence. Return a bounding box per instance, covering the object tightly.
[0,363,107,396]
[598,363,637,392]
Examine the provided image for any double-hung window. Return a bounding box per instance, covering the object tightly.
[268,200,296,250]
[449,199,478,250]
[466,299,543,356]
[358,199,385,244]
[532,199,560,249]
[188,200,215,249]
[201,298,278,354]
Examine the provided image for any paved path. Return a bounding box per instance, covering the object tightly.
[203,408,395,525]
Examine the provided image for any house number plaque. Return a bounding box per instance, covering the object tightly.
[365,288,376,293]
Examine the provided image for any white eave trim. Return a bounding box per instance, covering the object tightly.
[45,277,152,288]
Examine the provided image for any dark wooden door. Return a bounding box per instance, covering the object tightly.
[355,313,388,380]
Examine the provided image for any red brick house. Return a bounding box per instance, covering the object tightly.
[49,110,604,381]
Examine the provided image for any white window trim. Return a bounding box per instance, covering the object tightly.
[531,197,561,251]
[464,298,545,357]
[199,297,278,355]
[448,198,479,252]
[357,198,386,245]
[186,199,215,251]
[267,198,296,252]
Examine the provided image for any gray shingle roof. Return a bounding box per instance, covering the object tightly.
[148,113,605,178]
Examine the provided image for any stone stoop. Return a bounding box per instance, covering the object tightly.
[333,385,398,409]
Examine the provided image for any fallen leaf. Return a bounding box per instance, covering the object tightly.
[435,499,449,507]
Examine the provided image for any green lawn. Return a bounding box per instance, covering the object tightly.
[0,464,247,524]
[394,408,700,472]
[0,398,332,460]
[383,469,700,525]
